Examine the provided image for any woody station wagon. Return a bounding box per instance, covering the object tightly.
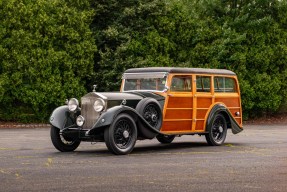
[49,67,243,155]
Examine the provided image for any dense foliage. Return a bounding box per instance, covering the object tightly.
[0,0,286,121]
[0,0,96,121]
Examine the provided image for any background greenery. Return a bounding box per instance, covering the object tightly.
[0,0,286,122]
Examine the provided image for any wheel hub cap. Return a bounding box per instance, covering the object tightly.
[123,130,129,139]
[151,114,157,122]
[219,126,223,133]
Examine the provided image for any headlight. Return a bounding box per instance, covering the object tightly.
[68,98,79,112]
[93,98,105,112]
[76,115,85,126]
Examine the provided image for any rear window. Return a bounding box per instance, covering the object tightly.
[214,77,237,92]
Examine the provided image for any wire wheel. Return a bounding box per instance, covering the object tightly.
[104,114,137,155]
[50,126,81,152]
[143,103,160,127]
[205,113,227,146]
[114,118,135,149]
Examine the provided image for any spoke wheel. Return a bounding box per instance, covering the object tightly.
[136,98,163,139]
[104,114,137,155]
[156,134,175,144]
[143,103,160,127]
[205,113,227,146]
[50,126,81,152]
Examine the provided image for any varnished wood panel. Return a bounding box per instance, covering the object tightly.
[215,97,239,107]
[235,118,241,125]
[167,97,193,108]
[195,120,204,131]
[197,98,212,108]
[161,120,192,132]
[196,109,208,120]
[165,109,193,119]
[228,108,241,117]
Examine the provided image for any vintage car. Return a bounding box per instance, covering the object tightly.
[49,67,243,155]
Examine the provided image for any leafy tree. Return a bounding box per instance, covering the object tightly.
[0,0,96,121]
[90,0,287,118]
[90,0,179,91]
[181,0,287,117]
[1,0,287,122]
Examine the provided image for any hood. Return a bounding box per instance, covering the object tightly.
[82,91,164,109]
[97,92,144,100]
[82,92,143,109]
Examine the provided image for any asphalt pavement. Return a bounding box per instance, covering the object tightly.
[0,125,287,192]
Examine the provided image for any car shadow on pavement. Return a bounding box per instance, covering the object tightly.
[132,142,209,154]
[48,141,243,156]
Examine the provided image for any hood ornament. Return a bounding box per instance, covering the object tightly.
[93,85,97,92]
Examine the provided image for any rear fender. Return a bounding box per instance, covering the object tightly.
[205,103,243,134]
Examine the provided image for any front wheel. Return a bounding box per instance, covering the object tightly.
[156,134,175,144]
[104,114,137,155]
[205,113,227,146]
[50,126,81,152]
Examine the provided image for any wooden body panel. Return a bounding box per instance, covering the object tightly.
[214,93,242,125]
[160,74,242,134]
[161,94,193,132]
[120,70,242,135]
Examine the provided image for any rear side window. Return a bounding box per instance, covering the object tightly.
[214,77,237,92]
[196,76,211,92]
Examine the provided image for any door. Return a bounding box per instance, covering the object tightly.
[194,75,213,131]
[161,75,193,133]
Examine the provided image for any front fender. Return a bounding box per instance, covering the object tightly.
[87,105,161,136]
[49,106,75,129]
[92,106,132,129]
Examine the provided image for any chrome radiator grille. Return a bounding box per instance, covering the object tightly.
[81,96,100,129]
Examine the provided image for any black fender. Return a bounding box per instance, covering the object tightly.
[86,105,161,137]
[206,104,243,134]
[135,98,163,139]
[49,106,76,130]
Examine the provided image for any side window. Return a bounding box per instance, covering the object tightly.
[214,77,237,92]
[170,76,192,92]
[196,76,211,92]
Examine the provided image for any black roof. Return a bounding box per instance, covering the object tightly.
[124,67,236,76]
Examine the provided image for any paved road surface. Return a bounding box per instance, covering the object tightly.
[0,125,286,192]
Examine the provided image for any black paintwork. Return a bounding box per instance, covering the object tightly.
[206,104,243,134]
[100,91,165,110]
[86,105,162,137]
[49,91,165,134]
[49,106,76,130]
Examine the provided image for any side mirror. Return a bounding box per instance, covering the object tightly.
[163,86,169,93]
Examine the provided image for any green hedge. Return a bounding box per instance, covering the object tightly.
[0,0,287,122]
[0,0,96,122]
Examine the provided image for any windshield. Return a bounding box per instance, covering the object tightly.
[123,72,167,91]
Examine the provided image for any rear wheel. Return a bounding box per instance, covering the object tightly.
[205,113,227,146]
[156,134,175,144]
[50,126,81,152]
[104,114,137,155]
